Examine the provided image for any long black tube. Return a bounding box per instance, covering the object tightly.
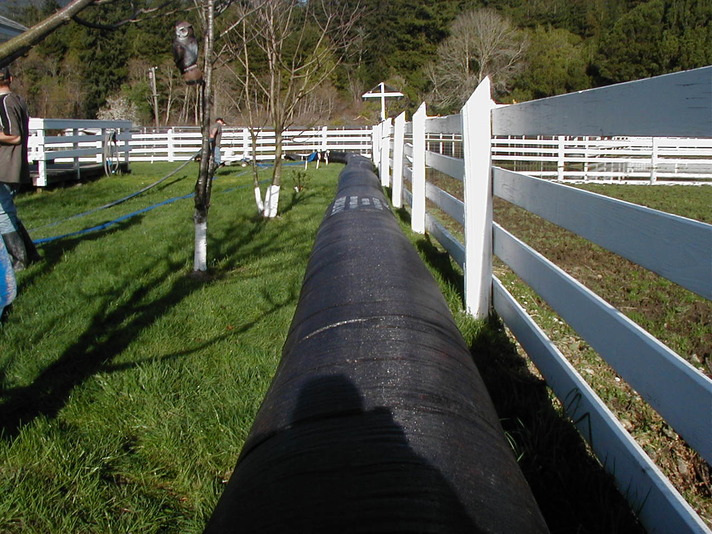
[205,155,548,533]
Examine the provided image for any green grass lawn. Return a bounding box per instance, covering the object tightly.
[1,162,341,532]
[1,162,666,533]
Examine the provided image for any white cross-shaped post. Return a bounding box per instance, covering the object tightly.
[362,82,404,121]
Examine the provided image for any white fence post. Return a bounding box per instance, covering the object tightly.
[72,127,80,181]
[462,78,493,318]
[242,128,250,161]
[392,112,406,209]
[557,135,565,181]
[650,137,659,184]
[371,124,380,166]
[321,126,328,152]
[411,103,427,234]
[34,126,47,187]
[96,128,104,164]
[123,128,130,166]
[167,128,175,162]
[380,118,392,187]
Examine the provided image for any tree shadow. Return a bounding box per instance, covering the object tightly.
[206,374,485,533]
[0,217,145,327]
[279,190,314,216]
[0,257,196,439]
[0,207,305,440]
[0,252,298,441]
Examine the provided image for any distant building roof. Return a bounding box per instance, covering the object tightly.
[0,15,27,43]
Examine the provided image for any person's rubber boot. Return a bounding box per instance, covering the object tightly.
[15,221,41,264]
[1,232,28,271]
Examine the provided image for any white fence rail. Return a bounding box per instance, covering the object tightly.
[27,123,371,186]
[28,119,712,188]
[427,133,712,183]
[379,67,712,534]
[128,126,372,163]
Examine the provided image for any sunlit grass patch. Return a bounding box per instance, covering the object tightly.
[1,161,340,533]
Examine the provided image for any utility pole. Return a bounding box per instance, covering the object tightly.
[148,66,160,129]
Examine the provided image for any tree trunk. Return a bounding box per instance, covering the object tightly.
[263,128,282,218]
[193,1,215,272]
[250,129,264,213]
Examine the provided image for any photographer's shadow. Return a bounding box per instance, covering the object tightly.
[206,374,481,533]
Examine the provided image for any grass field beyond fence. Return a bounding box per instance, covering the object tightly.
[0,162,708,532]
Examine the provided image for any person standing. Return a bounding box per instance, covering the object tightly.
[209,117,225,167]
[0,66,40,271]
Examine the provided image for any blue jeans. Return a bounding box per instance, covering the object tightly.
[0,183,19,235]
[213,145,222,166]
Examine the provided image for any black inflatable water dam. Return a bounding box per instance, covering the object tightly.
[205,155,548,533]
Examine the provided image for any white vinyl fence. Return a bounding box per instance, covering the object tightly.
[378,66,712,534]
[28,118,712,188]
[425,133,712,184]
[128,126,373,163]
[27,123,372,186]
[28,118,132,187]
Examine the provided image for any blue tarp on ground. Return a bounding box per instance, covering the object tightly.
[0,238,16,316]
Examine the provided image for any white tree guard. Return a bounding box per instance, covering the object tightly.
[263,185,281,218]
[194,220,208,272]
[254,186,264,213]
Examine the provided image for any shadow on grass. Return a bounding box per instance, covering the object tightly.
[412,232,645,534]
[280,190,314,217]
[415,235,465,301]
[0,258,202,439]
[0,208,305,442]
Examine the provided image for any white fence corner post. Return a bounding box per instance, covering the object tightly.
[411,103,427,234]
[462,78,493,318]
[380,118,392,187]
[96,128,104,164]
[392,112,406,209]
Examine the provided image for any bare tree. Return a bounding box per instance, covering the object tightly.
[224,0,362,218]
[426,8,528,110]
[190,0,218,273]
[191,0,262,271]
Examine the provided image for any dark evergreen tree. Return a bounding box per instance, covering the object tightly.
[511,26,589,101]
[358,0,461,94]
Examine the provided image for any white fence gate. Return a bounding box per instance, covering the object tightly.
[28,118,132,187]
[378,66,712,534]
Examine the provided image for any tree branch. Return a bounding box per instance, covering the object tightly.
[70,1,177,31]
[0,0,98,68]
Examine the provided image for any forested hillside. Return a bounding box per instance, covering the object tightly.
[1,0,710,124]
